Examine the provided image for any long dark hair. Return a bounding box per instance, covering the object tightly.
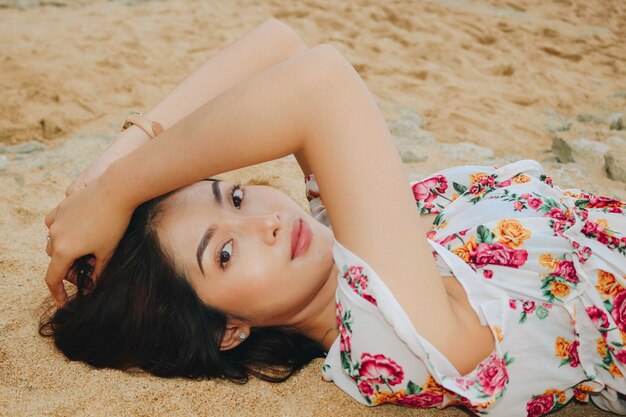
[39,184,325,382]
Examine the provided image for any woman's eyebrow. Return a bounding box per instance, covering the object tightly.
[196,179,223,276]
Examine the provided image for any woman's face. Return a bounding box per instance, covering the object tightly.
[155,180,336,328]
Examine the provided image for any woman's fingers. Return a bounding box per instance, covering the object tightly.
[44,255,72,307]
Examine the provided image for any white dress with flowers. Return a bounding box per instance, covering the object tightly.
[303,160,626,417]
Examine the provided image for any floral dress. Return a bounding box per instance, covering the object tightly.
[303,160,626,417]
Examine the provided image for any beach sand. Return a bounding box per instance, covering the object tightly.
[1,0,625,415]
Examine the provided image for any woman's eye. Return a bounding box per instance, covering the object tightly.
[231,184,245,208]
[218,240,233,269]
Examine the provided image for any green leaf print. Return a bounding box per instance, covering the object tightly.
[476,225,495,244]
[604,300,614,313]
[406,381,423,395]
[536,306,549,320]
[453,182,468,195]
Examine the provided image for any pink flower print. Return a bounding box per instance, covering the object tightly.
[498,179,513,188]
[479,176,496,187]
[568,340,580,367]
[609,207,623,214]
[526,394,555,417]
[468,184,481,195]
[528,197,543,210]
[554,260,579,283]
[522,301,536,314]
[438,234,457,246]
[509,299,517,310]
[611,290,626,333]
[513,201,524,211]
[396,391,444,408]
[520,193,532,199]
[472,243,528,269]
[582,220,603,236]
[483,269,494,279]
[454,377,476,390]
[358,380,374,396]
[586,195,625,209]
[475,353,509,396]
[412,175,448,203]
[426,230,437,239]
[585,305,610,329]
[358,353,405,386]
[545,207,568,221]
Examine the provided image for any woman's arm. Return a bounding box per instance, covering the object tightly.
[66,18,309,195]
[45,44,487,374]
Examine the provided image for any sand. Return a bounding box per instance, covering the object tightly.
[1,0,625,416]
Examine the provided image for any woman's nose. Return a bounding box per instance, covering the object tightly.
[239,212,280,243]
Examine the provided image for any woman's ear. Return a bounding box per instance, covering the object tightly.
[220,319,250,351]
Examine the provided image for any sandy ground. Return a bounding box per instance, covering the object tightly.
[1,0,625,416]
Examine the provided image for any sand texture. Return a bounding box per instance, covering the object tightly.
[1,0,625,415]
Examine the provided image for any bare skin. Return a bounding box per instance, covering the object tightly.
[46,20,494,375]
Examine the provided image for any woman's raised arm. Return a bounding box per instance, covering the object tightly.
[65,18,309,196]
[45,44,481,373]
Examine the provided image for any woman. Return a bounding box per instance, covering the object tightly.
[40,19,626,416]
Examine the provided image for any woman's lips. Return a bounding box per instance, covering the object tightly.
[291,218,312,260]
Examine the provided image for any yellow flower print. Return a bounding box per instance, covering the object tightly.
[576,383,595,392]
[373,390,405,404]
[597,219,608,228]
[609,363,623,378]
[555,336,571,359]
[439,220,449,229]
[470,172,488,185]
[424,375,446,393]
[492,325,504,342]
[550,281,571,298]
[596,270,622,299]
[512,174,531,184]
[597,337,608,357]
[451,193,459,201]
[564,191,582,199]
[451,236,478,263]
[495,219,531,248]
[574,389,588,402]
[621,331,626,346]
[539,253,558,269]
[543,388,567,404]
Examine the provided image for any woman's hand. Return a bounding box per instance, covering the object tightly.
[65,128,149,197]
[45,177,135,307]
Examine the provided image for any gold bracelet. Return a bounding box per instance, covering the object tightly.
[121,111,164,139]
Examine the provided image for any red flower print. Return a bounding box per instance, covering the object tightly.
[585,305,610,328]
[412,175,448,203]
[469,184,481,195]
[611,290,626,333]
[526,394,554,417]
[498,179,513,188]
[609,207,623,214]
[475,353,509,396]
[483,269,494,279]
[568,340,580,367]
[554,260,578,283]
[586,195,625,209]
[359,353,405,386]
[528,197,543,210]
[358,380,374,396]
[614,350,626,364]
[472,243,528,269]
[509,299,517,310]
[522,301,536,314]
[396,391,444,408]
[362,293,378,306]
